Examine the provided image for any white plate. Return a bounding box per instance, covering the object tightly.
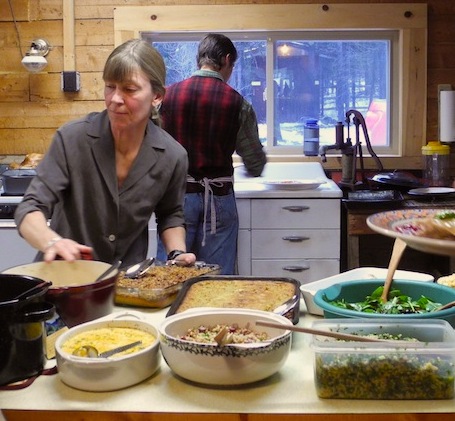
[408,187,455,197]
[300,267,434,316]
[262,179,325,190]
[367,208,455,256]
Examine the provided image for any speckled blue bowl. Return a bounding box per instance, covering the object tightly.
[313,279,455,327]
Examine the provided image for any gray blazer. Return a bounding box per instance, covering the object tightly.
[15,110,188,267]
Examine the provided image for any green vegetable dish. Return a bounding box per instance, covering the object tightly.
[315,353,455,399]
[329,286,441,314]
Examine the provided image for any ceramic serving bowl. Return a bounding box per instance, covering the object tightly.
[313,279,455,327]
[3,260,118,327]
[159,308,293,386]
[55,312,160,391]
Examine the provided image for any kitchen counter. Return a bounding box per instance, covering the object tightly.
[233,162,343,199]
[2,303,455,421]
[234,178,342,199]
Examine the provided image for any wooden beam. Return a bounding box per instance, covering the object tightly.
[62,0,75,70]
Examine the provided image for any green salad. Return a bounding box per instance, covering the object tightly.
[329,286,441,314]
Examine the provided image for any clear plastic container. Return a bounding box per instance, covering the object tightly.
[311,318,455,400]
[421,140,450,186]
[303,118,319,156]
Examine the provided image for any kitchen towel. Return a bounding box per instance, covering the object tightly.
[440,90,455,143]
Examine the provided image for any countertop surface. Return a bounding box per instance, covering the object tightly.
[1,303,454,415]
[234,178,343,199]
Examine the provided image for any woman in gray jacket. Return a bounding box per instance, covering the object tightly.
[15,39,196,268]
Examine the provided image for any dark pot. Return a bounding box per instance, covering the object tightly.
[0,275,54,386]
[0,169,36,195]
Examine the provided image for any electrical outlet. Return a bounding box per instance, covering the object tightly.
[61,71,81,92]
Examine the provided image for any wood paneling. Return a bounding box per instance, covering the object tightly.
[4,410,455,421]
[0,0,454,164]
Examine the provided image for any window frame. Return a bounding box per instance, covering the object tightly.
[114,3,427,170]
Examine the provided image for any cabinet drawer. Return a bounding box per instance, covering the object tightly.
[237,198,250,229]
[251,199,340,229]
[252,259,340,285]
[252,229,339,259]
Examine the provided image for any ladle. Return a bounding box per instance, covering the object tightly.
[124,257,155,279]
[72,340,142,358]
[380,237,407,303]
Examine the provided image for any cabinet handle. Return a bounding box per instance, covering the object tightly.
[282,205,310,212]
[282,236,310,242]
[282,265,310,272]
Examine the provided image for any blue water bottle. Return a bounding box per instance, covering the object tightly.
[303,118,320,156]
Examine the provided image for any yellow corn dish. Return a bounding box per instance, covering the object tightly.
[61,327,156,358]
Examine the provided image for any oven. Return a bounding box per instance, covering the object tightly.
[0,194,36,271]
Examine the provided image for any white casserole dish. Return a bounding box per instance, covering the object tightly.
[54,311,160,391]
[301,267,434,316]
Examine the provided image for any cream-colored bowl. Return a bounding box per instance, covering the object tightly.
[55,313,160,391]
[159,308,292,386]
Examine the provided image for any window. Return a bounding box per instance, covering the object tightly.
[145,32,395,155]
[114,3,427,167]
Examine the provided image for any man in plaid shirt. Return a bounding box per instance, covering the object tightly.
[159,33,267,274]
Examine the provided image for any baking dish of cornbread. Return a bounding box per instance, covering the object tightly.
[166,276,301,324]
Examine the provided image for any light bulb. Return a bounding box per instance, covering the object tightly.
[21,55,48,73]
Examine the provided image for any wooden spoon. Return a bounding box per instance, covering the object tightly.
[256,321,395,343]
[380,237,407,303]
[436,299,455,312]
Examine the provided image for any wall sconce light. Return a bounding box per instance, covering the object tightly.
[21,38,51,73]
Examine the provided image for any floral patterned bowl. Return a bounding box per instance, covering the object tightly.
[158,308,292,386]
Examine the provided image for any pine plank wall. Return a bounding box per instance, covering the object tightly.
[0,0,454,173]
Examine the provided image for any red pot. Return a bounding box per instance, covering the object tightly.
[3,261,118,327]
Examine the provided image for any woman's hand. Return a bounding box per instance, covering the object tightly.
[43,237,93,262]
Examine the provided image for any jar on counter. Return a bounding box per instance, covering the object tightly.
[421,141,450,187]
[303,118,320,156]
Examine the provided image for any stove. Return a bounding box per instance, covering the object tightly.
[0,191,36,271]
[0,192,23,219]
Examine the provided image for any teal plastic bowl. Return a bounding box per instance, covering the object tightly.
[313,279,455,327]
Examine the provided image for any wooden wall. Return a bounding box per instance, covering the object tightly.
[0,0,454,168]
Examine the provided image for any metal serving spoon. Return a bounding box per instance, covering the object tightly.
[94,260,122,282]
[72,340,142,358]
[124,257,155,279]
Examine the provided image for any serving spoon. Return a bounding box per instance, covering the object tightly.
[380,237,407,303]
[436,299,455,312]
[124,257,155,279]
[72,340,142,358]
[256,321,402,343]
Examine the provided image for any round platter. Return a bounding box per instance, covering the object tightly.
[408,187,455,200]
[262,179,325,190]
[366,208,455,256]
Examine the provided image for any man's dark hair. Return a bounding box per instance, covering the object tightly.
[196,33,238,70]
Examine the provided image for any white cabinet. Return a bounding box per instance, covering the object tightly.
[0,224,37,271]
[237,198,340,284]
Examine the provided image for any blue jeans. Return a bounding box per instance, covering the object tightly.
[157,191,239,275]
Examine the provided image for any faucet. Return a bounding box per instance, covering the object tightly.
[319,109,383,189]
[319,121,354,162]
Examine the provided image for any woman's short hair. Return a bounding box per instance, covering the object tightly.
[103,39,166,122]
